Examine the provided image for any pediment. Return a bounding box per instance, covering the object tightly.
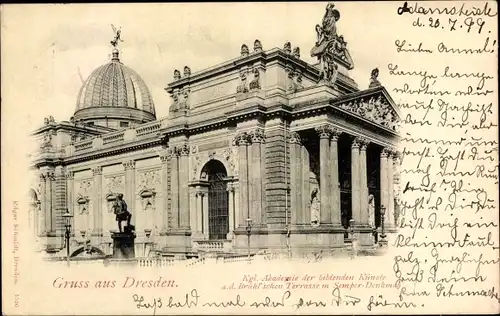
[333,86,401,132]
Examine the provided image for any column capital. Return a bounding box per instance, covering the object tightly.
[330,128,342,141]
[195,191,205,198]
[122,160,135,171]
[289,131,302,144]
[65,171,74,180]
[315,125,332,139]
[233,132,250,146]
[92,166,102,176]
[381,147,391,157]
[160,154,169,164]
[359,137,370,150]
[177,143,190,156]
[351,137,362,149]
[249,129,265,144]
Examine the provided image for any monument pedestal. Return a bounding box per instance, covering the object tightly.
[111,232,136,259]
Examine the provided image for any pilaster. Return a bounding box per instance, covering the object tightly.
[91,166,103,236]
[234,132,249,228]
[178,144,190,230]
[160,153,170,231]
[249,129,265,226]
[39,173,47,235]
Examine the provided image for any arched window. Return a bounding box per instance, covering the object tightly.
[201,160,229,240]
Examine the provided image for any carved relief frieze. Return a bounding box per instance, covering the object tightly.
[137,170,161,192]
[337,95,400,131]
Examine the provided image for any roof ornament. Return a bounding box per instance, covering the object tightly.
[110,24,123,62]
[310,2,349,85]
[369,68,382,88]
[110,24,124,48]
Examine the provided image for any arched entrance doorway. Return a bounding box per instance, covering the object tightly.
[201,160,229,240]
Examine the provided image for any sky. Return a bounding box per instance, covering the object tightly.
[1,1,497,180]
[2,2,407,125]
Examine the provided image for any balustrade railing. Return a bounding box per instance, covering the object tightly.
[136,121,162,137]
[102,132,125,145]
[74,140,93,152]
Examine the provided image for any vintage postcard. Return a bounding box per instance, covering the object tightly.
[1,1,498,315]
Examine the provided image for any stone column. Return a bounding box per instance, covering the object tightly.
[380,148,389,227]
[123,161,136,226]
[359,139,369,226]
[351,137,361,226]
[330,129,342,226]
[315,125,331,225]
[39,173,47,235]
[234,132,249,227]
[178,144,190,230]
[250,129,264,225]
[289,132,302,225]
[92,166,103,235]
[301,143,311,224]
[160,154,170,231]
[170,152,179,229]
[387,148,395,228]
[66,171,74,229]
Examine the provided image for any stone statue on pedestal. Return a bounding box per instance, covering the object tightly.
[113,193,133,233]
[368,194,375,228]
[310,188,320,226]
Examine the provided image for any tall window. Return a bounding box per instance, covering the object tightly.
[202,160,229,240]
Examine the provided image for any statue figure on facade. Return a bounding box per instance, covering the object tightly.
[183,66,191,77]
[113,193,133,233]
[292,47,301,59]
[318,3,340,44]
[241,44,249,57]
[236,70,249,93]
[310,188,320,226]
[249,68,261,90]
[173,69,181,81]
[368,194,375,228]
[319,53,338,84]
[369,68,382,88]
[283,41,292,54]
[253,39,263,53]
